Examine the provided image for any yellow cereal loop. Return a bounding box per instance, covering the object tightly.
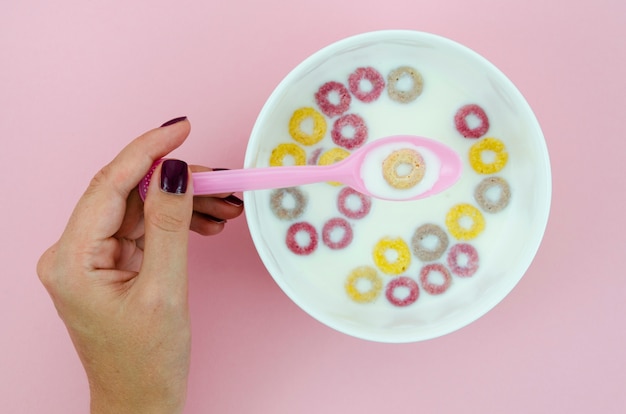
[289,107,327,146]
[469,137,508,174]
[372,237,411,275]
[318,147,350,186]
[445,203,486,240]
[345,266,383,303]
[269,143,306,167]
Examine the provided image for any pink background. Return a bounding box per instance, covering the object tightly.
[2,0,624,413]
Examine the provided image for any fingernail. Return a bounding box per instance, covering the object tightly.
[205,214,226,224]
[160,116,187,127]
[223,194,244,207]
[161,159,188,194]
[211,168,230,171]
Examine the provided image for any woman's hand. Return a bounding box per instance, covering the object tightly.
[37,117,243,414]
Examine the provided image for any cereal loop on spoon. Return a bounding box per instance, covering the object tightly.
[382,148,426,189]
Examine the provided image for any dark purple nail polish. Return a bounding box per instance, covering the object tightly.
[160,116,187,127]
[211,168,230,171]
[223,194,244,207]
[161,159,188,194]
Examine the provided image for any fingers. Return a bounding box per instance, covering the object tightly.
[64,118,191,243]
[187,166,244,236]
[140,159,193,287]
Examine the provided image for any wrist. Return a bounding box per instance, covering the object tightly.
[90,383,186,414]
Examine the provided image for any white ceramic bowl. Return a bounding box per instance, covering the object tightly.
[243,30,551,343]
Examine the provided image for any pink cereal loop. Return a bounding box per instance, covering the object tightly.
[337,187,372,219]
[315,81,351,117]
[331,113,368,150]
[385,276,420,307]
[454,104,489,139]
[322,217,354,250]
[419,263,452,295]
[447,243,479,277]
[348,67,385,103]
[285,222,318,255]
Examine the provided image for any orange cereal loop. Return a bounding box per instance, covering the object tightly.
[382,148,426,189]
[318,147,350,186]
[445,203,486,240]
[372,237,411,275]
[289,107,327,146]
[269,143,306,167]
[469,137,508,174]
[345,266,383,303]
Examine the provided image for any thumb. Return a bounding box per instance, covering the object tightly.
[140,159,194,287]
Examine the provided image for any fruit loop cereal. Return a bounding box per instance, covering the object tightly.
[285,222,318,255]
[411,223,449,261]
[373,237,411,275]
[454,104,490,138]
[315,81,351,117]
[447,243,479,277]
[264,62,515,312]
[331,113,368,150]
[288,107,327,146]
[269,143,306,167]
[345,266,383,303]
[387,66,423,103]
[348,67,385,103]
[474,176,511,213]
[322,217,354,250]
[270,187,307,220]
[419,263,452,295]
[385,276,420,307]
[382,148,426,189]
[469,137,508,174]
[445,203,486,240]
[337,187,372,219]
[318,147,350,186]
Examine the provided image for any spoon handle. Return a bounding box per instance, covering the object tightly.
[192,163,348,195]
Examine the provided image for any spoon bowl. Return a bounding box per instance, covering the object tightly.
[139,135,462,201]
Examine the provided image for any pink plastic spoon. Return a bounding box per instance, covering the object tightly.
[139,135,462,202]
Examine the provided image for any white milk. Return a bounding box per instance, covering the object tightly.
[244,36,550,341]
